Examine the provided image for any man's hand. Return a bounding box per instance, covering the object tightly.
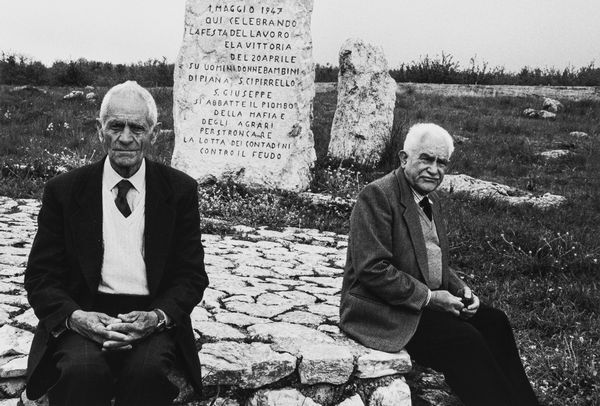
[103,311,159,350]
[68,310,132,350]
[427,290,464,316]
[459,287,480,319]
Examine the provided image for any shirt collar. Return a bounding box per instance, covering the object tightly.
[409,185,429,206]
[103,158,146,192]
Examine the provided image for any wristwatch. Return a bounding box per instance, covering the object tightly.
[152,309,166,332]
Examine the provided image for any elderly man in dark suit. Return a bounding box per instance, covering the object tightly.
[24,81,208,406]
[340,123,538,406]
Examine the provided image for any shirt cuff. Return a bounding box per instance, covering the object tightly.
[424,289,432,308]
[156,308,173,328]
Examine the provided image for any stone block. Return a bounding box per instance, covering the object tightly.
[0,325,33,356]
[198,342,296,388]
[356,349,411,378]
[336,394,365,406]
[0,356,27,378]
[369,378,411,406]
[247,388,321,406]
[298,343,354,385]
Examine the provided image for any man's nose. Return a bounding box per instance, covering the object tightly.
[118,126,134,143]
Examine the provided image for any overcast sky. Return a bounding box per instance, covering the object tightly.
[1,0,598,71]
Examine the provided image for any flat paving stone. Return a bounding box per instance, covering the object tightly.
[194,321,246,342]
[0,326,33,356]
[214,312,270,327]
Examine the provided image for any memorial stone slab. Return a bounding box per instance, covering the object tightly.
[173,0,316,191]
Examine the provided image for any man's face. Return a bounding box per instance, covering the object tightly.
[96,92,159,178]
[399,133,451,195]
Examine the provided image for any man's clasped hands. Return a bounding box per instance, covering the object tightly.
[67,310,160,351]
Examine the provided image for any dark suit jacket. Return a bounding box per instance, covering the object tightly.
[24,157,208,399]
[339,169,466,352]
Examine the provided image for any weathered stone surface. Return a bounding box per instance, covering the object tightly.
[193,321,246,341]
[247,388,321,406]
[337,394,365,406]
[356,349,412,378]
[9,85,47,95]
[214,312,270,327]
[172,0,316,191]
[0,377,26,397]
[0,325,33,356]
[195,398,240,406]
[200,288,227,309]
[199,342,296,388]
[275,310,325,326]
[248,322,335,345]
[439,174,566,209]
[298,343,354,384]
[62,90,84,100]
[14,309,38,330]
[369,378,411,406]
[0,355,27,378]
[328,38,396,166]
[224,301,293,318]
[539,149,571,159]
[542,97,564,113]
[190,306,212,324]
[299,384,341,405]
[21,391,48,406]
[522,108,556,120]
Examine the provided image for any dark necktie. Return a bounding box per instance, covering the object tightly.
[419,197,432,221]
[115,180,133,217]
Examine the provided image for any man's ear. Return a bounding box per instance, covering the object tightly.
[96,118,104,143]
[398,150,408,167]
[150,122,162,145]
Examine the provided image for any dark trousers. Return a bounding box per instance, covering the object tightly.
[406,304,538,406]
[48,294,179,406]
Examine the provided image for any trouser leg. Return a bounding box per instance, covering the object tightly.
[48,331,113,406]
[406,304,527,406]
[112,330,179,406]
[468,305,539,405]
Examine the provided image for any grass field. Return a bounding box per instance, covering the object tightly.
[1,85,599,405]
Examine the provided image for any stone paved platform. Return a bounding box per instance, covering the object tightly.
[0,195,454,406]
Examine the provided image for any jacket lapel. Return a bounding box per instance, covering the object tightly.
[144,160,175,296]
[69,159,105,293]
[394,170,432,286]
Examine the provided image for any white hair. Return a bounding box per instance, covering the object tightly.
[403,123,455,157]
[99,81,158,126]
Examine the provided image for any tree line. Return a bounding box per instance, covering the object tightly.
[1,52,599,87]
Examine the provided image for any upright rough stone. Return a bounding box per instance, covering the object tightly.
[328,38,396,166]
[172,0,316,191]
